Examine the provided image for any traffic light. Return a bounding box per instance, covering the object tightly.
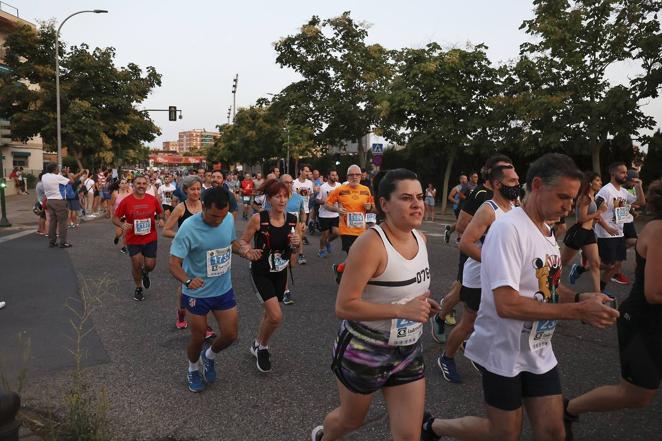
[168,106,177,121]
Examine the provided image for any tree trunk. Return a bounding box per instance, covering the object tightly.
[591,143,601,174]
[357,137,367,169]
[440,146,457,216]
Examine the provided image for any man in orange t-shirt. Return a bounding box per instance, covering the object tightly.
[325,164,375,254]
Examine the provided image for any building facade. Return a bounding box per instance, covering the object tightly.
[177,129,219,152]
[162,140,179,152]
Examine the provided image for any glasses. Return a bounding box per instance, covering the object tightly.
[347,173,361,177]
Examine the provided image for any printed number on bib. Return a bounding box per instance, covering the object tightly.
[347,212,365,229]
[207,246,231,277]
[614,206,630,224]
[388,297,423,346]
[134,218,151,235]
[365,213,377,224]
[528,319,556,351]
[270,252,289,273]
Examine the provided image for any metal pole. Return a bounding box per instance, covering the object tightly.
[0,151,11,227]
[232,74,238,121]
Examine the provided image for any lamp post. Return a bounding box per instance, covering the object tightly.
[55,9,108,169]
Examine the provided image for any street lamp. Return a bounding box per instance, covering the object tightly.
[55,9,108,169]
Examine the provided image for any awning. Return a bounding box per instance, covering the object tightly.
[12,151,31,158]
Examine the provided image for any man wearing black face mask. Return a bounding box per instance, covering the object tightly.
[436,163,520,383]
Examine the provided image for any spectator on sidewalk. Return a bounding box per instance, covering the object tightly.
[35,172,49,235]
[42,163,84,248]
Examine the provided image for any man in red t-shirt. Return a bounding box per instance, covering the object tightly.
[240,173,255,220]
[113,175,164,301]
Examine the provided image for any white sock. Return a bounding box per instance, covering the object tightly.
[259,343,269,350]
[205,347,216,360]
[188,361,199,372]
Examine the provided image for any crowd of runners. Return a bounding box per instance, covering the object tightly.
[28,154,661,440]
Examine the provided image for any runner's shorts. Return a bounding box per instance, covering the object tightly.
[460,286,481,312]
[478,364,562,411]
[563,224,597,250]
[598,237,627,264]
[319,217,339,232]
[341,234,359,253]
[623,222,637,240]
[183,288,236,316]
[618,312,662,390]
[331,320,425,395]
[127,240,157,258]
[425,197,435,207]
[251,267,288,303]
[162,204,174,213]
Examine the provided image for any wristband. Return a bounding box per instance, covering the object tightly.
[185,279,192,288]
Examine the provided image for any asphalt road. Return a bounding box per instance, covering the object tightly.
[2,215,660,441]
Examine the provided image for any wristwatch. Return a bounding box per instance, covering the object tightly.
[185,279,192,288]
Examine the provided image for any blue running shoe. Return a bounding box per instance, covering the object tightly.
[318,249,328,258]
[438,355,462,383]
[187,370,205,393]
[200,349,216,383]
[568,264,582,285]
[429,313,446,344]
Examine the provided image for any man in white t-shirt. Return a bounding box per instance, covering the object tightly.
[292,164,314,252]
[422,153,620,441]
[594,162,645,291]
[42,163,84,248]
[316,169,341,257]
[158,174,177,220]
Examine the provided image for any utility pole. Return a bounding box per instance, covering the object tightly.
[231,74,238,121]
[226,106,232,124]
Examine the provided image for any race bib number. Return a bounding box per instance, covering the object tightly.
[347,212,365,229]
[365,213,377,224]
[388,316,423,346]
[242,196,251,203]
[528,319,556,351]
[207,246,231,277]
[134,218,151,236]
[614,206,630,224]
[270,252,289,273]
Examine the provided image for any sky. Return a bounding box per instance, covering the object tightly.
[11,0,662,149]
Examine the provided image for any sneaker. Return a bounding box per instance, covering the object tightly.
[250,341,272,372]
[611,273,630,285]
[205,326,216,339]
[421,411,440,441]
[444,225,451,244]
[59,242,72,248]
[187,369,205,393]
[311,425,324,441]
[113,236,119,245]
[568,263,583,285]
[283,290,294,305]
[318,249,328,258]
[563,398,578,441]
[133,287,144,302]
[142,269,151,289]
[176,310,188,329]
[308,222,315,235]
[199,349,216,383]
[429,313,446,344]
[444,311,456,326]
[437,354,462,383]
[120,246,128,254]
[298,254,307,265]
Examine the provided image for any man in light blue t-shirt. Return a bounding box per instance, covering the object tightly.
[170,187,261,393]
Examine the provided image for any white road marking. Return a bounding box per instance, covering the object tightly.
[0,229,37,244]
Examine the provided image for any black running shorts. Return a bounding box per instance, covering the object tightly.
[623,222,637,240]
[251,268,288,303]
[460,286,481,312]
[127,240,157,258]
[597,237,627,265]
[341,234,358,253]
[479,365,562,411]
[563,224,597,251]
[319,217,339,232]
[618,314,662,390]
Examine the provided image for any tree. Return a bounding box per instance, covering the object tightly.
[640,130,662,185]
[0,22,161,169]
[274,12,393,167]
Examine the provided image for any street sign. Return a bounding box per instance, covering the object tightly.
[371,143,384,155]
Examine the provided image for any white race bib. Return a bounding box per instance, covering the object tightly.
[134,218,152,236]
[207,246,231,277]
[347,212,365,229]
[614,206,630,224]
[365,213,377,224]
[388,316,423,346]
[270,252,289,273]
[242,196,251,203]
[528,319,556,351]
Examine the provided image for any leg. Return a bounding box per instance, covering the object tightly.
[582,243,602,293]
[143,256,157,273]
[382,379,426,441]
[210,306,239,353]
[560,244,577,268]
[47,202,57,245]
[567,378,656,416]
[321,379,373,441]
[130,253,144,288]
[430,405,521,441]
[55,200,68,244]
[186,311,208,363]
[524,395,565,441]
[444,307,476,358]
[257,297,282,346]
[439,280,461,318]
[320,229,329,251]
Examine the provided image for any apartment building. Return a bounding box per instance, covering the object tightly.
[178,129,219,152]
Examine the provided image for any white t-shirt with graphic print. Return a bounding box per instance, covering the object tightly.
[464,207,562,377]
[594,183,637,239]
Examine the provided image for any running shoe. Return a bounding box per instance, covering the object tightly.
[429,313,446,344]
[308,222,315,235]
[283,290,294,305]
[59,243,72,248]
[421,411,440,441]
[113,236,119,245]
[187,370,205,393]
[611,273,630,285]
[133,287,144,302]
[444,225,451,244]
[200,348,216,383]
[444,310,457,326]
[141,269,151,289]
[311,426,324,441]
[205,326,216,339]
[120,246,128,254]
[298,254,307,265]
[563,398,578,441]
[437,354,462,383]
[317,249,328,258]
[568,263,584,285]
[250,341,272,372]
[176,310,188,329]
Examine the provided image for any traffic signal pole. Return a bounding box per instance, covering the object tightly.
[0,152,12,227]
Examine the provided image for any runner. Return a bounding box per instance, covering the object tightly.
[424,182,437,222]
[110,178,132,254]
[309,169,323,234]
[158,174,177,221]
[279,174,306,304]
[240,172,255,220]
[292,164,314,254]
[169,187,262,392]
[112,175,164,301]
[565,172,607,292]
[444,174,468,242]
[437,163,518,384]
[205,170,239,216]
[594,162,645,292]
[611,168,642,284]
[564,179,662,440]
[422,153,619,441]
[311,168,440,441]
[237,178,301,373]
[317,169,341,258]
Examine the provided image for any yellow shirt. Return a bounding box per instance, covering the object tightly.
[326,183,373,236]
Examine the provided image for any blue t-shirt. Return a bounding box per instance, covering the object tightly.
[170,212,236,298]
[264,192,304,221]
[202,184,238,212]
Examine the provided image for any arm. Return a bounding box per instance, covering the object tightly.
[455,210,473,235]
[644,229,662,303]
[632,180,646,207]
[458,205,494,261]
[162,203,183,238]
[576,196,603,223]
[447,187,458,204]
[325,188,347,215]
[235,213,263,260]
[168,255,204,289]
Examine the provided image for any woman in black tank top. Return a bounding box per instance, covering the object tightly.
[236,178,301,373]
[162,176,203,331]
[565,180,662,435]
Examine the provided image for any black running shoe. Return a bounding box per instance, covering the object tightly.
[444,225,451,244]
[311,426,324,441]
[134,287,144,301]
[563,398,578,441]
[113,236,119,245]
[120,246,128,254]
[421,411,440,441]
[142,270,151,289]
[250,341,272,373]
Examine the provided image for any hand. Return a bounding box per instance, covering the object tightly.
[122,222,132,232]
[244,248,263,261]
[578,294,619,328]
[426,296,442,317]
[631,178,642,185]
[399,292,432,323]
[187,277,205,290]
[606,225,619,236]
[338,206,348,215]
[158,219,165,228]
[363,203,372,211]
[289,232,301,247]
[598,204,608,213]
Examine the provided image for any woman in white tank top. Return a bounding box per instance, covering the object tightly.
[311,169,441,441]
